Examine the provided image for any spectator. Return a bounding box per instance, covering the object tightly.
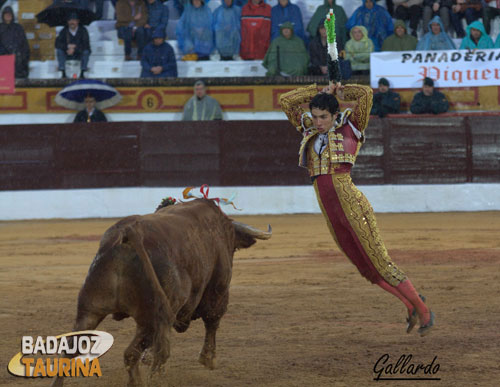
[263,21,309,76]
[371,78,401,117]
[423,1,452,33]
[460,20,494,48]
[308,20,352,79]
[382,19,418,51]
[450,0,483,38]
[176,0,214,60]
[393,0,424,37]
[344,26,374,73]
[145,0,169,43]
[307,0,348,51]
[410,77,449,114]
[346,0,394,51]
[240,0,271,60]
[115,0,148,61]
[213,0,241,60]
[182,80,223,121]
[416,15,456,49]
[271,0,306,44]
[0,6,30,79]
[140,27,177,77]
[74,95,107,122]
[55,13,91,78]
[483,0,500,35]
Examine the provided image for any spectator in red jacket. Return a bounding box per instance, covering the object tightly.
[240,0,271,59]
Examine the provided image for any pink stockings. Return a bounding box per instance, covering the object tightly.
[376,278,431,325]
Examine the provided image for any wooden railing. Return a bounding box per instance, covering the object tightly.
[1,113,499,191]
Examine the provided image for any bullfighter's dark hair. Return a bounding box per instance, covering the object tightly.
[309,92,340,116]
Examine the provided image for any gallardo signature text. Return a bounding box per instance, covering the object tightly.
[373,354,440,381]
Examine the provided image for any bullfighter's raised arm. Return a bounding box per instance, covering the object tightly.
[341,84,373,133]
[279,84,318,133]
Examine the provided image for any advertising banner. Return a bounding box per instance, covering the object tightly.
[370,49,500,88]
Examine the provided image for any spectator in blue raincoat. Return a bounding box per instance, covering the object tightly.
[140,27,177,77]
[346,0,394,51]
[270,0,306,44]
[416,15,455,50]
[176,0,214,60]
[145,0,169,42]
[460,20,493,49]
[213,0,241,60]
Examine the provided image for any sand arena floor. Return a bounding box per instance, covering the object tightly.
[1,212,499,387]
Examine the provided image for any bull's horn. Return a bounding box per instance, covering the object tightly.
[232,221,272,240]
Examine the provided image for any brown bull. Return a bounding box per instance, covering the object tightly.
[51,198,271,386]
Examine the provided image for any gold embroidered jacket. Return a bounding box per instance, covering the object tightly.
[279,84,373,176]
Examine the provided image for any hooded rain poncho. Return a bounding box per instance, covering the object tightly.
[381,19,418,51]
[0,6,30,78]
[459,21,494,50]
[213,0,241,57]
[344,25,374,71]
[262,21,309,76]
[307,0,348,51]
[176,2,214,57]
[416,15,455,50]
[346,0,394,52]
[182,94,223,121]
[270,0,306,43]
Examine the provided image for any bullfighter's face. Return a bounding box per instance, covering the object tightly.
[311,108,339,134]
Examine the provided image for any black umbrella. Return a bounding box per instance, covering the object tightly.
[36,2,97,27]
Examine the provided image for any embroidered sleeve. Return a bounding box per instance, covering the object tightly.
[279,84,318,134]
[341,84,373,132]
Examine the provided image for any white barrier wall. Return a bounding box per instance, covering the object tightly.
[1,184,499,220]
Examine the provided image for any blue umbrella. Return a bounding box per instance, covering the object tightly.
[55,79,122,110]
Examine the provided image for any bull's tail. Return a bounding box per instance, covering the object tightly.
[125,223,175,372]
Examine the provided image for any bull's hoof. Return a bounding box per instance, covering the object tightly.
[198,353,217,370]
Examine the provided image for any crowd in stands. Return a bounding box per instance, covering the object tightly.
[0,0,499,117]
[2,0,500,79]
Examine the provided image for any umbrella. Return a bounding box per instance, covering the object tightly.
[37,2,97,27]
[55,79,122,110]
